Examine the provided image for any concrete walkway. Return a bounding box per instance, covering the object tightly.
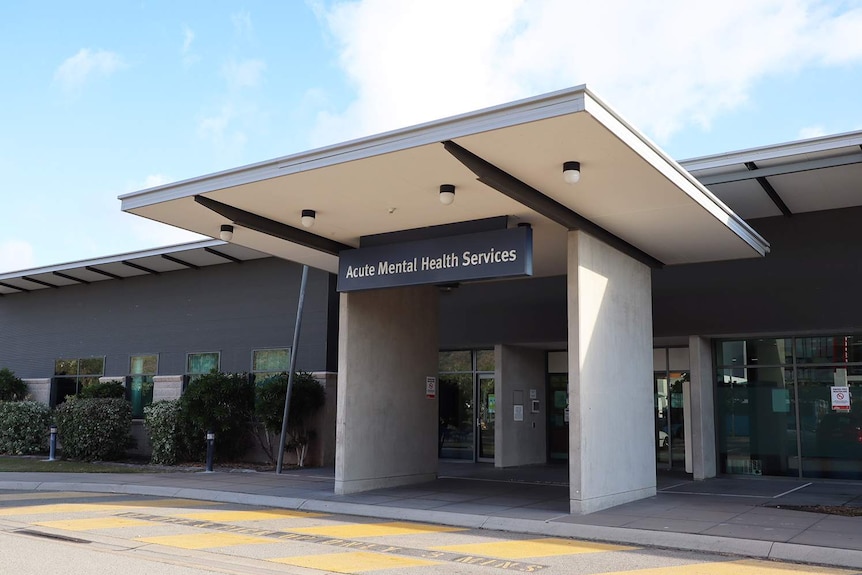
[3,462,862,569]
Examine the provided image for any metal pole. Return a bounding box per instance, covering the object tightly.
[277,265,310,475]
[205,431,215,472]
[48,426,57,461]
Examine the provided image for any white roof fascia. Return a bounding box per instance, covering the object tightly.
[582,89,770,257]
[119,86,588,211]
[681,129,862,172]
[0,239,232,281]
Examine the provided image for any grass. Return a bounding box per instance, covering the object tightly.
[0,456,156,473]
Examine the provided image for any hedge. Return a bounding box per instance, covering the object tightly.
[55,397,132,461]
[0,401,51,454]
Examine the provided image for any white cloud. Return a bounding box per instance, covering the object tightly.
[222,58,266,90]
[231,10,254,38]
[312,0,862,146]
[799,125,827,139]
[181,25,200,67]
[54,48,124,92]
[0,240,35,273]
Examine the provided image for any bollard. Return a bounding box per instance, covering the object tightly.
[48,426,58,461]
[205,431,215,472]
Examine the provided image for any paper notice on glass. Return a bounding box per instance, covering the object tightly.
[831,385,851,411]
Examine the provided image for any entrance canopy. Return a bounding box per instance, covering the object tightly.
[120,86,769,274]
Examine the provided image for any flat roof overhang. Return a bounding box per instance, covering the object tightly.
[120,86,769,275]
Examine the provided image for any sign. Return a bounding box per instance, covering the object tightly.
[338,226,533,292]
[425,376,437,399]
[513,405,524,422]
[831,386,851,411]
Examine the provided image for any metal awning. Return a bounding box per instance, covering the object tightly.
[0,240,268,296]
[118,86,769,275]
[683,130,862,220]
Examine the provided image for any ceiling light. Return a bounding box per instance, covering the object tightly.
[439,184,455,205]
[301,209,316,228]
[219,224,234,241]
[563,161,581,184]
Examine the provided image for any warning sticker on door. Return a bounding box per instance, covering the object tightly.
[831,386,851,411]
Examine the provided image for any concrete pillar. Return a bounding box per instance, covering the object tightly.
[152,375,183,402]
[335,285,439,494]
[495,345,547,468]
[22,379,51,405]
[689,336,717,480]
[568,231,655,514]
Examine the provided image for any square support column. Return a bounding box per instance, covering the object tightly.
[568,231,656,514]
[495,345,547,468]
[335,285,439,495]
[689,336,717,480]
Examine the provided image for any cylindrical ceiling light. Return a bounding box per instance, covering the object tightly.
[563,161,581,184]
[219,224,234,241]
[301,209,316,228]
[439,184,455,205]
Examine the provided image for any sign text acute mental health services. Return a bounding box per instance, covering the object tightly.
[337,226,533,292]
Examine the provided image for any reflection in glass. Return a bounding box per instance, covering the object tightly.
[438,374,473,460]
[438,351,472,372]
[798,367,862,479]
[717,367,795,477]
[479,375,495,460]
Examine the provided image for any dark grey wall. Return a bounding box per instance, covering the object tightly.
[440,206,862,347]
[0,258,337,379]
[652,206,862,338]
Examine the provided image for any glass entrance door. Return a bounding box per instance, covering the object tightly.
[478,374,496,461]
[439,374,475,460]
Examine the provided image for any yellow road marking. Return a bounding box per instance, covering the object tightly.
[291,521,465,538]
[178,509,327,521]
[434,537,634,558]
[270,551,439,573]
[0,498,218,516]
[137,532,276,549]
[0,503,117,516]
[596,559,858,575]
[35,517,151,531]
[0,492,113,502]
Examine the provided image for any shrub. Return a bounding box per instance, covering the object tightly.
[0,401,51,454]
[0,368,27,401]
[79,380,126,399]
[55,397,132,461]
[144,400,182,465]
[179,372,254,461]
[255,372,325,466]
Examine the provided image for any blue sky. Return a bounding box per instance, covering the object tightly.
[2,0,861,272]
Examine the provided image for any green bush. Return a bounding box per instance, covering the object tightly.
[0,401,51,454]
[79,380,126,399]
[0,368,27,401]
[144,400,182,465]
[179,372,254,461]
[255,372,325,466]
[55,397,132,461]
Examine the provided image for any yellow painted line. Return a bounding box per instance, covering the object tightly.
[0,498,218,516]
[596,559,858,575]
[137,532,276,549]
[291,521,465,538]
[0,492,114,502]
[110,498,220,509]
[433,537,634,558]
[34,517,151,531]
[270,551,439,573]
[178,509,327,521]
[0,503,118,516]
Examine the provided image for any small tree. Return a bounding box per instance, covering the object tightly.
[0,368,27,401]
[179,372,254,461]
[255,372,325,467]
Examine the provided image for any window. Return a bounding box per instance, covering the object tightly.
[129,354,157,418]
[53,357,105,404]
[186,352,220,382]
[252,348,291,381]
